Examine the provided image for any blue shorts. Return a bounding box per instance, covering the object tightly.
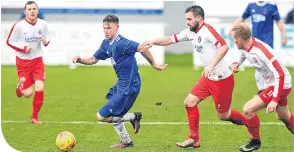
[98,86,140,117]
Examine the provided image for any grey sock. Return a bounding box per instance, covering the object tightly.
[112,113,135,123]
[113,122,132,144]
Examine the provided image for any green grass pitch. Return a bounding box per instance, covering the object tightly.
[1,54,294,151]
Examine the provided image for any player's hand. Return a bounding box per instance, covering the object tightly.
[72,56,81,64]
[204,64,214,77]
[266,101,278,113]
[231,62,239,73]
[142,41,154,49]
[25,46,32,53]
[282,36,287,46]
[152,64,168,71]
[138,42,152,52]
[40,37,49,46]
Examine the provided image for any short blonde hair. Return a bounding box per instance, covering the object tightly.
[232,23,251,40]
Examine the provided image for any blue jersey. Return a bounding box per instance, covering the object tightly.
[242,2,281,48]
[93,34,141,95]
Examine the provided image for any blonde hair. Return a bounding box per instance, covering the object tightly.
[232,23,251,40]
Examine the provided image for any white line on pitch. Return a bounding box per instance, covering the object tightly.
[1,120,284,125]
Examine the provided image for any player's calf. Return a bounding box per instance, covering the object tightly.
[16,83,23,98]
[217,111,230,120]
[130,112,142,134]
[22,87,33,98]
[278,114,294,134]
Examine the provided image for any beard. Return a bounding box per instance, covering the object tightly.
[190,23,199,32]
[237,45,245,50]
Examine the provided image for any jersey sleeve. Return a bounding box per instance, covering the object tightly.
[93,40,109,60]
[272,3,281,21]
[205,24,227,47]
[171,28,189,43]
[242,4,251,19]
[233,51,246,66]
[256,48,284,103]
[43,22,50,46]
[122,40,139,56]
[6,23,27,53]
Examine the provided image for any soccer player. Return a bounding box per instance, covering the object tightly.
[230,1,287,94]
[6,1,50,124]
[72,15,168,148]
[141,5,248,148]
[231,23,294,152]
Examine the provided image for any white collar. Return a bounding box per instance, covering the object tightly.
[109,33,119,45]
[256,1,267,6]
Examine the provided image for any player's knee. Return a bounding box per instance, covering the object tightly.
[35,84,44,91]
[276,112,289,123]
[184,98,196,107]
[22,88,33,98]
[96,113,107,122]
[243,103,255,118]
[217,112,230,120]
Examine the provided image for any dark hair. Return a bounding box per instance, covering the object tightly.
[103,15,119,23]
[185,5,205,19]
[24,1,38,10]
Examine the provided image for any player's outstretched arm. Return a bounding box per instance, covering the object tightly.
[141,36,173,49]
[140,49,168,71]
[72,56,98,65]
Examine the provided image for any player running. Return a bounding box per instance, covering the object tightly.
[231,23,294,152]
[72,14,168,148]
[141,5,248,148]
[6,1,50,124]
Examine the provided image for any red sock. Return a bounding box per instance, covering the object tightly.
[31,91,44,118]
[186,106,199,141]
[228,110,247,125]
[247,114,260,139]
[285,115,294,134]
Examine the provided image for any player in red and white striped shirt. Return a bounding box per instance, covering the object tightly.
[142,5,248,148]
[231,23,293,152]
[6,1,50,124]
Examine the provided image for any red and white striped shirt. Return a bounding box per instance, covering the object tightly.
[241,38,292,102]
[6,18,50,60]
[171,23,232,81]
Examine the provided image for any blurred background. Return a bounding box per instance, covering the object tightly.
[1,0,294,67]
[1,1,294,151]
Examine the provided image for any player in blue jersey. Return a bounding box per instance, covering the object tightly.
[72,15,168,148]
[230,1,288,94]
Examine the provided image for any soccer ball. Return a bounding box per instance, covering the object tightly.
[56,131,76,151]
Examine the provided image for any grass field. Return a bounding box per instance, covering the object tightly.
[1,54,294,152]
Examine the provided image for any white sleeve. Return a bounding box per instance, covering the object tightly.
[234,52,246,66]
[6,23,27,52]
[43,22,50,46]
[171,28,189,43]
[205,24,227,47]
[256,50,284,103]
